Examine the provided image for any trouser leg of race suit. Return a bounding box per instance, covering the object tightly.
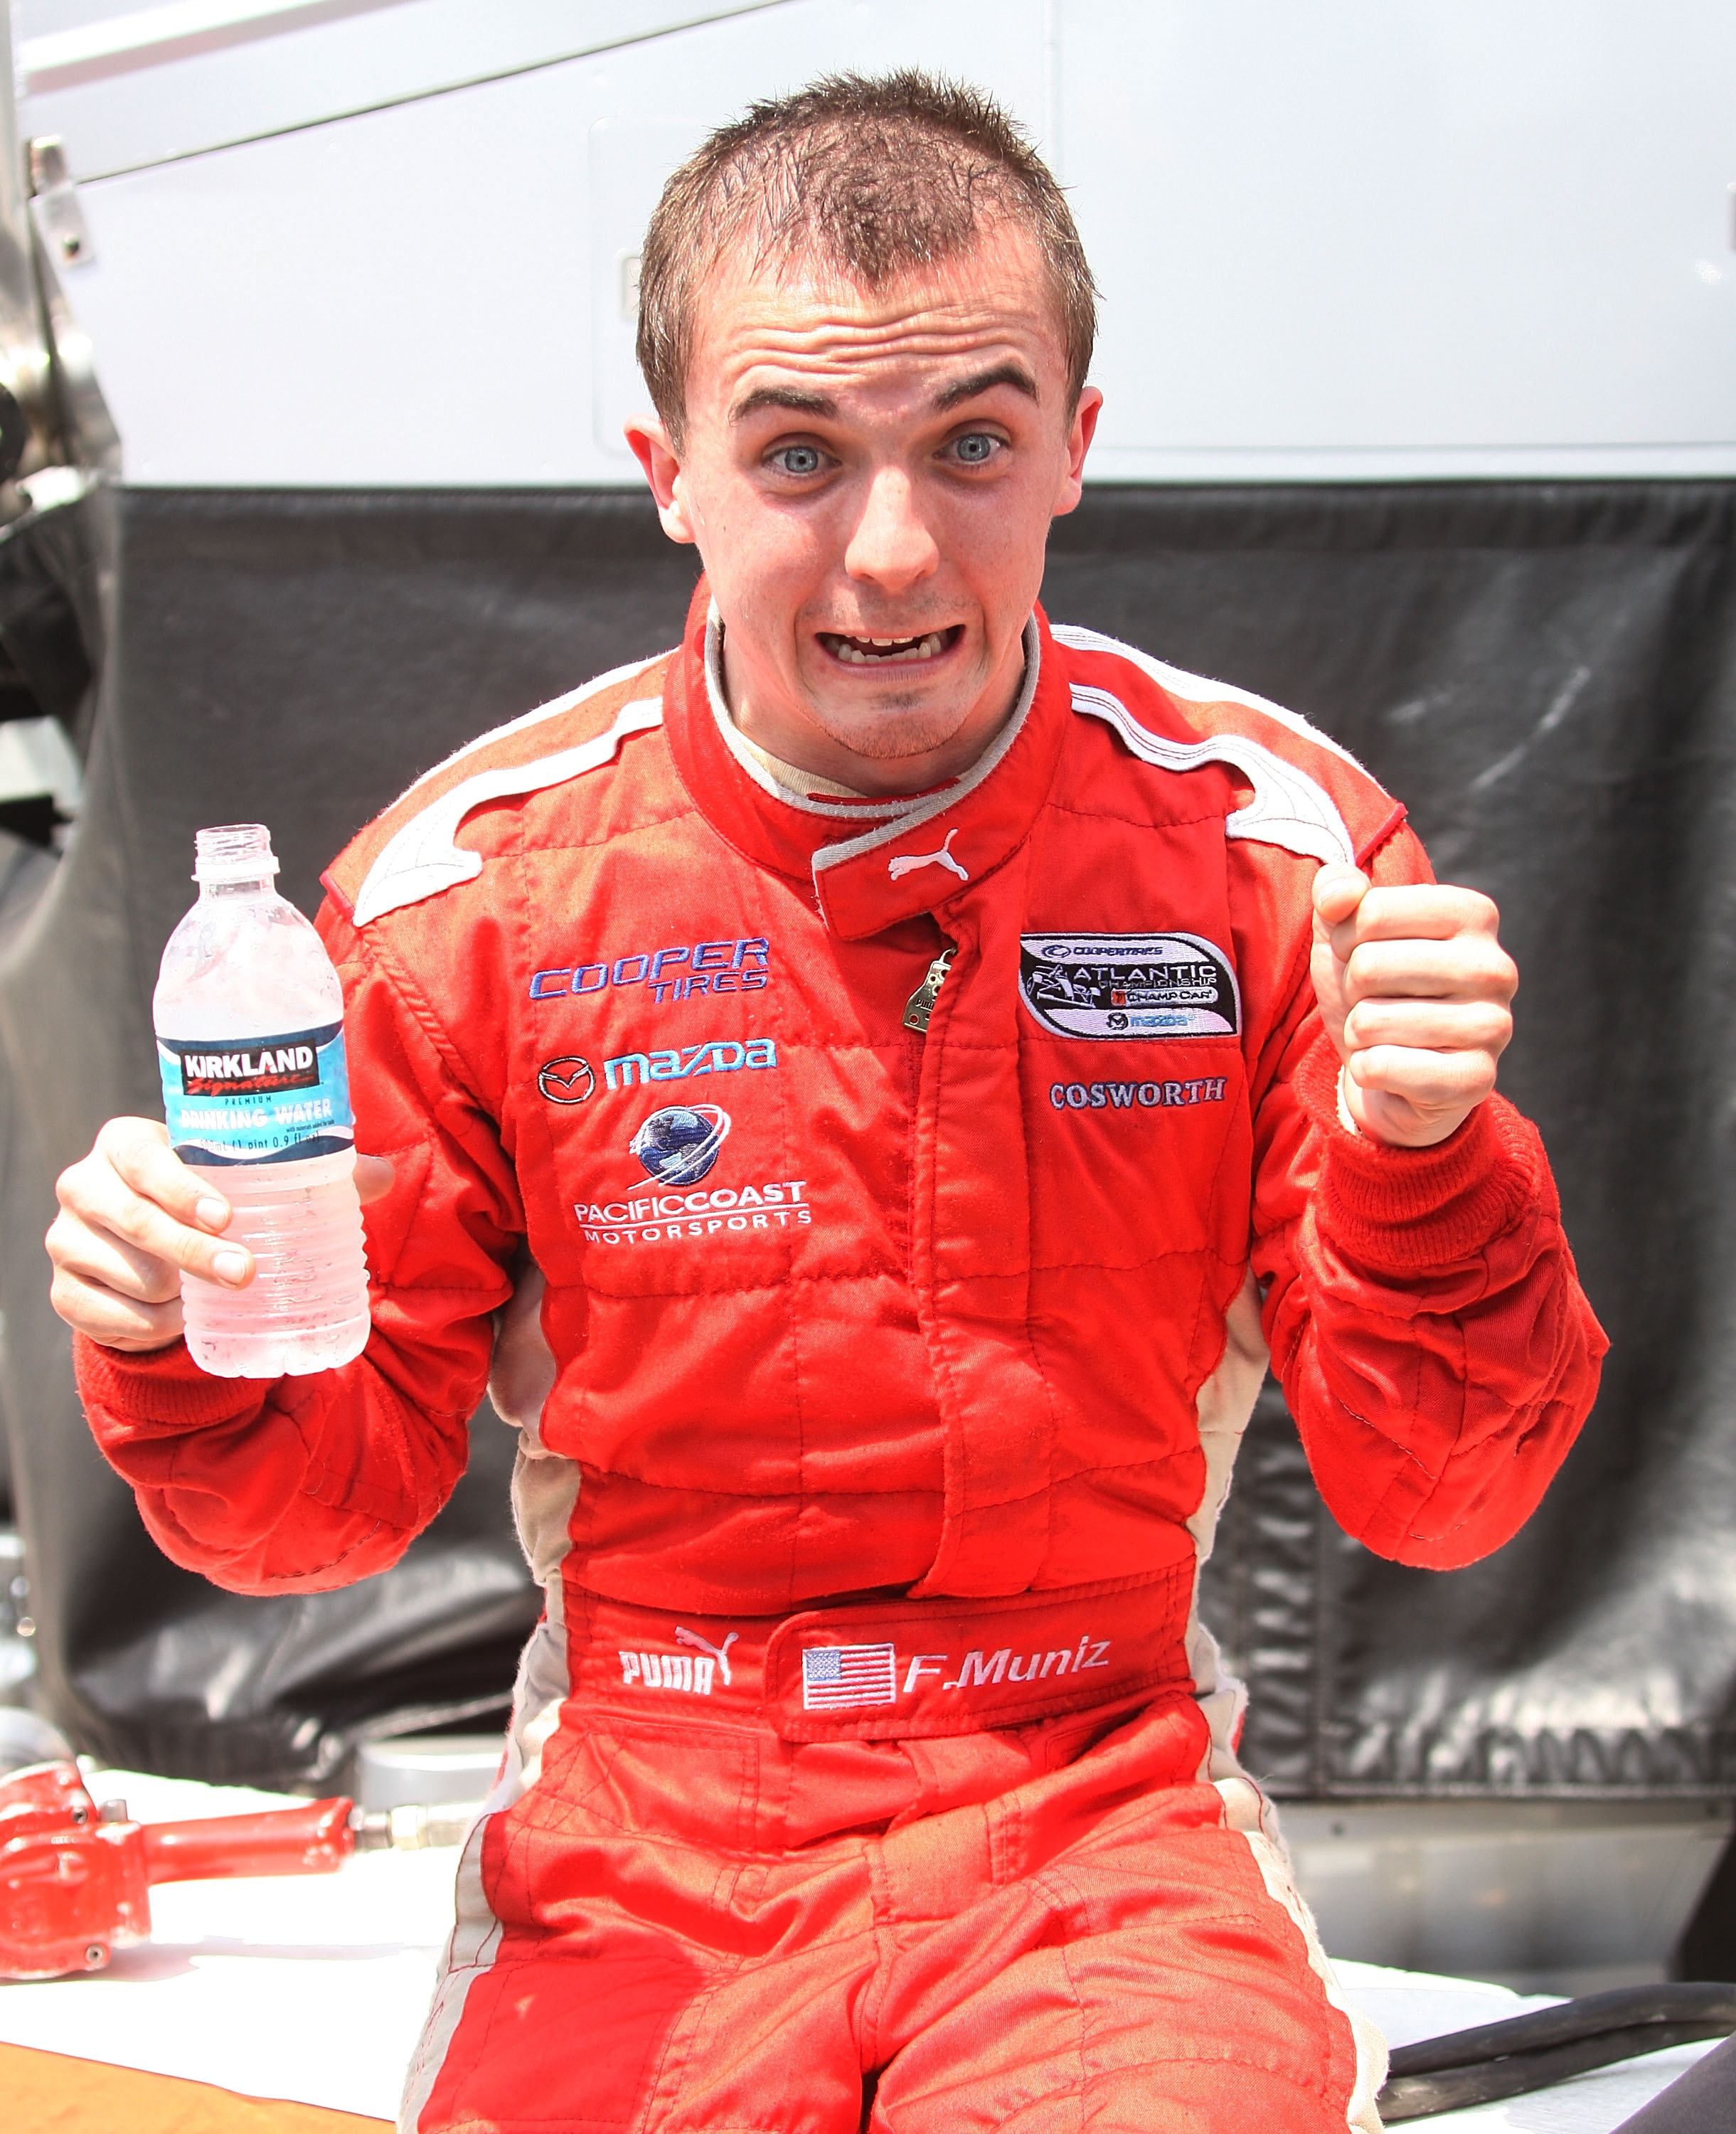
[1609,2034,1736,2134]
[860,1758,1385,2132]
[403,1687,1386,2133]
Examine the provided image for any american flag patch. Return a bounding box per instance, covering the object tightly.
[801,1642,898,1711]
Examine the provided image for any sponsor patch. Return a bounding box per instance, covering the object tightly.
[575,1177,813,1246]
[1019,931,1240,1039]
[617,1628,737,1698]
[577,1103,819,1247]
[604,1036,776,1090]
[887,829,968,884]
[1049,1076,1227,1113]
[529,936,770,1004]
[537,1055,595,1104]
[629,1104,730,1184]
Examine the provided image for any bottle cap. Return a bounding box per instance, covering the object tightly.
[193,823,279,885]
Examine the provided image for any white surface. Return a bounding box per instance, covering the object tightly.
[16,1,777,174]
[0,713,84,809]
[1064,0,1736,482]
[1338,1963,1721,2132]
[45,0,1050,487]
[0,1769,458,2120]
[0,1772,1719,2127]
[17,0,1733,487]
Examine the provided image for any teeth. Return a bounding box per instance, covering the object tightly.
[830,632,949,665]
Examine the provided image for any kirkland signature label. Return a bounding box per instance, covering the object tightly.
[156,1021,355,1165]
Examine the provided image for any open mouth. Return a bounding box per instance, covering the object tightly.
[816,625,963,667]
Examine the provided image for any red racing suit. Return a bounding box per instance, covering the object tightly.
[75,585,1606,2133]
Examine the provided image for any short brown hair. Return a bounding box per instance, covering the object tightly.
[637,71,1097,447]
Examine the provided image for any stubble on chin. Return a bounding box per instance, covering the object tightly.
[812,697,969,763]
[802,651,996,765]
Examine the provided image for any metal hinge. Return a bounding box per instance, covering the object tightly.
[902,942,957,1034]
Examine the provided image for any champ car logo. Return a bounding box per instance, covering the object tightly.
[1018,932,1241,1039]
[628,1104,731,1185]
[537,1056,595,1104]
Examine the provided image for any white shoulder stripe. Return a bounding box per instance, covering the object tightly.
[1050,620,1370,776]
[1072,684,1353,866]
[352,696,664,925]
[401,651,669,797]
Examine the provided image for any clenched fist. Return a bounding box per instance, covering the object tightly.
[1311,863,1517,1150]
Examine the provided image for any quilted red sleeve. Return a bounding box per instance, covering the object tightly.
[72,902,520,1594]
[1248,828,1609,1569]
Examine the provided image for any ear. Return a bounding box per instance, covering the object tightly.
[624,414,699,545]
[1050,386,1104,520]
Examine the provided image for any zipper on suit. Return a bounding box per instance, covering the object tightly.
[902,939,957,1034]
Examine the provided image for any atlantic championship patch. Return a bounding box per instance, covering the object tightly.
[1018,931,1241,1039]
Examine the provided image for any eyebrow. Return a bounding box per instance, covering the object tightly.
[931,362,1040,411]
[728,384,837,425]
[727,361,1042,428]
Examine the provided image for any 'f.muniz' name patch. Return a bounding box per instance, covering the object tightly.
[1018,932,1241,1040]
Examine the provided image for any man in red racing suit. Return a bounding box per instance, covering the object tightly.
[53,75,1605,2134]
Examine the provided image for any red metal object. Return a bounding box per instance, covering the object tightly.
[0,1758,356,1980]
[139,1795,353,1882]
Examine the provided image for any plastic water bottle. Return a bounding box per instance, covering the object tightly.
[152,824,370,1377]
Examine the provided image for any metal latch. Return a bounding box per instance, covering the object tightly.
[902,943,957,1034]
[28,139,92,270]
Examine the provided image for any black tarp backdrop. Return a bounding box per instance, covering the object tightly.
[0,482,1732,1804]
[0,489,105,1519]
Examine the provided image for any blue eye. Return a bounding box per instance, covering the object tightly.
[772,444,823,476]
[952,432,1000,465]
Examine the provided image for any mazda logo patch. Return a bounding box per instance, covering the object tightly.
[538,1056,596,1103]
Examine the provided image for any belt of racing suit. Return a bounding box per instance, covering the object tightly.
[567,1561,1195,1741]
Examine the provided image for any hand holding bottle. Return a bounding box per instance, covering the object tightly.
[50,824,389,1376]
[48,1122,394,1354]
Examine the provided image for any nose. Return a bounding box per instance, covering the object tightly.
[843,465,939,595]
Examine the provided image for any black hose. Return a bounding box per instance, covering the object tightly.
[1378,1984,1736,2123]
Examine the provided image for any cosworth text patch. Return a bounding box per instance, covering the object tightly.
[1018,932,1240,1039]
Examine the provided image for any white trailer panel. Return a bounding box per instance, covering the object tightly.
[14,0,1735,484]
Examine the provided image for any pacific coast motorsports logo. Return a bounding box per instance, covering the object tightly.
[574,1103,816,1248]
[629,1103,730,1184]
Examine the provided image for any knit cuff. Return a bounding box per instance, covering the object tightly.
[1292,1036,1545,1272]
[73,1330,271,1440]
